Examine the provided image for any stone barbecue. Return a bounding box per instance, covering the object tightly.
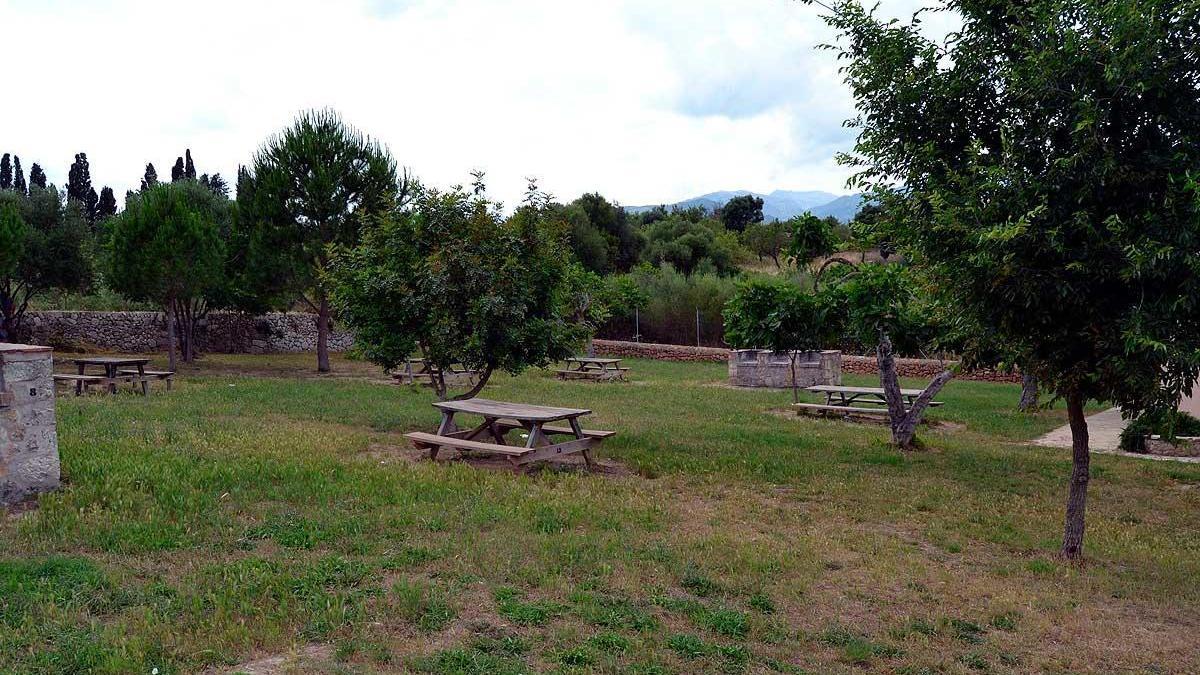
[0,343,60,506]
[728,349,842,389]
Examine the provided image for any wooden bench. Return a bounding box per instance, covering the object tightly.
[492,420,616,439]
[405,431,531,458]
[54,374,116,396]
[794,402,890,417]
[554,368,629,381]
[120,369,175,391]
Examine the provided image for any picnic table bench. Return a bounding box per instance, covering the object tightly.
[796,385,943,417]
[556,357,629,382]
[404,397,614,472]
[392,358,478,386]
[54,357,162,396]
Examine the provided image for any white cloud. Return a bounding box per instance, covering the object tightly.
[0,0,955,207]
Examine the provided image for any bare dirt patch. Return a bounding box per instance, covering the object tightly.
[216,644,334,675]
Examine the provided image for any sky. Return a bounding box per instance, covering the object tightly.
[0,0,956,208]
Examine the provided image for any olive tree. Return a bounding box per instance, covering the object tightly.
[240,109,402,372]
[812,0,1200,559]
[327,183,587,400]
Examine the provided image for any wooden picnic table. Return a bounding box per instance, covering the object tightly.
[556,357,629,382]
[67,357,152,395]
[405,397,615,472]
[393,358,477,386]
[806,385,944,408]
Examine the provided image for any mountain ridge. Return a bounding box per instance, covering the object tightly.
[626,190,864,223]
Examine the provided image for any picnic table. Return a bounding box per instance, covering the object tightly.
[58,357,152,396]
[555,357,629,382]
[393,358,477,386]
[404,397,615,472]
[796,384,943,417]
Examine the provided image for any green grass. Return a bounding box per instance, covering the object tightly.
[1,353,1198,673]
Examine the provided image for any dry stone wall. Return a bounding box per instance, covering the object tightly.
[20,311,354,355]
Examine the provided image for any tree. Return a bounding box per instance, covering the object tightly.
[171,157,186,182]
[0,186,91,340]
[813,0,1200,559]
[141,163,158,190]
[785,212,839,270]
[328,183,587,400]
[12,157,25,195]
[644,215,741,276]
[570,193,644,272]
[0,154,10,190]
[240,108,401,372]
[200,173,228,196]
[28,164,47,190]
[184,149,196,180]
[96,187,118,222]
[720,194,764,232]
[67,153,92,204]
[724,278,829,402]
[105,181,227,371]
[743,220,789,268]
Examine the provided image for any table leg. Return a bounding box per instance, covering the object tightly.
[432,411,457,460]
[570,417,595,469]
[107,365,117,395]
[76,362,85,395]
[138,364,149,396]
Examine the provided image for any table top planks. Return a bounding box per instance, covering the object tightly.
[432,397,591,422]
[806,384,930,397]
[71,357,152,367]
[566,357,622,365]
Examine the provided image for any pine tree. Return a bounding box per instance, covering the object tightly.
[85,187,99,226]
[97,186,118,221]
[184,149,196,180]
[171,157,186,182]
[12,157,26,195]
[28,163,47,190]
[141,163,158,191]
[0,154,11,190]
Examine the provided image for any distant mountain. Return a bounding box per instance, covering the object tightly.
[627,190,863,223]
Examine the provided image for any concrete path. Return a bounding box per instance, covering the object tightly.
[1032,405,1200,464]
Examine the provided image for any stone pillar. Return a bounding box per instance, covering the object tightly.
[0,343,60,506]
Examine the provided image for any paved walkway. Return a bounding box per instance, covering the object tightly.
[1032,404,1200,464]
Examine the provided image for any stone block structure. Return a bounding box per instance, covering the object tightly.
[0,343,60,506]
[728,349,842,388]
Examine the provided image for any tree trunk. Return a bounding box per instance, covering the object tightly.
[790,353,799,404]
[1060,391,1090,561]
[448,366,493,401]
[316,291,331,373]
[165,304,177,373]
[877,334,953,448]
[1018,373,1039,412]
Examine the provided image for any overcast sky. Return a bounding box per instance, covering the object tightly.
[0,0,955,208]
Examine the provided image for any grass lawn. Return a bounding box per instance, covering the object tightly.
[3,354,1199,674]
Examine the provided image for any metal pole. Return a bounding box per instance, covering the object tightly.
[634,308,640,343]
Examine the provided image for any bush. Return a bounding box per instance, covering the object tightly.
[599,265,740,346]
[1119,408,1200,452]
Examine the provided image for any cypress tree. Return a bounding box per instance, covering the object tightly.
[28,163,47,190]
[12,157,26,195]
[184,149,196,180]
[171,157,186,182]
[97,186,118,221]
[85,187,100,226]
[67,153,93,205]
[0,154,10,190]
[141,163,158,190]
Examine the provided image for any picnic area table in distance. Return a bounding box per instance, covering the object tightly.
[55,357,154,396]
[392,358,477,386]
[796,384,944,417]
[404,397,615,472]
[556,357,629,382]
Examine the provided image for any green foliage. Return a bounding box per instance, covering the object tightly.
[742,220,789,267]
[723,278,828,352]
[821,263,936,355]
[1119,409,1200,453]
[327,184,587,398]
[785,212,838,266]
[818,0,1200,415]
[104,181,227,309]
[720,194,764,232]
[565,192,644,273]
[644,215,742,276]
[603,264,739,346]
[0,185,91,339]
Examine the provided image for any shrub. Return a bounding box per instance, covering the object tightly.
[1119,409,1200,452]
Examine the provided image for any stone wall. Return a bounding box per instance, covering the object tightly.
[728,350,842,388]
[0,343,59,506]
[593,339,1021,383]
[19,311,354,355]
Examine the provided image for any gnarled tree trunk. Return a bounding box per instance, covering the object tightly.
[877,334,953,448]
[316,292,331,373]
[1018,373,1039,412]
[1060,391,1090,560]
[164,303,178,373]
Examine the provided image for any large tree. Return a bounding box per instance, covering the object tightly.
[0,154,10,190]
[0,186,91,340]
[328,182,587,400]
[141,163,158,190]
[11,157,25,195]
[240,109,400,372]
[96,187,118,222]
[720,194,764,232]
[28,164,47,191]
[814,0,1200,559]
[105,181,227,371]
